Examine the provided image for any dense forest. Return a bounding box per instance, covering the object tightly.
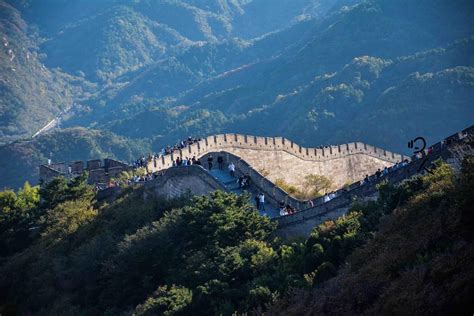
[1,156,472,314]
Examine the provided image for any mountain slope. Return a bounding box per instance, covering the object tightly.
[176,0,474,116]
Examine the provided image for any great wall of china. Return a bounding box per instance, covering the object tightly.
[42,126,473,238]
[146,134,410,190]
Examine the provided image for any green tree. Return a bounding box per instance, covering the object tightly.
[303,174,333,198]
[16,182,40,213]
[0,190,18,214]
[0,182,40,256]
[134,285,193,316]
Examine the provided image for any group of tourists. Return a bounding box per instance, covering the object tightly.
[237,174,251,188]
[361,159,410,185]
[130,136,202,169]
[173,156,201,167]
[98,173,156,191]
[132,156,148,168]
[279,200,296,216]
[205,154,227,170]
[323,191,337,203]
[162,136,202,156]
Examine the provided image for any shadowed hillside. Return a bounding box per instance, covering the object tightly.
[268,157,474,315]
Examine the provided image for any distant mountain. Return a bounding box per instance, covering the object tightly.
[0,1,75,144]
[175,0,474,116]
[12,0,339,83]
[0,127,150,189]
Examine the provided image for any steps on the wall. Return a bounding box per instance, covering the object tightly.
[208,168,280,218]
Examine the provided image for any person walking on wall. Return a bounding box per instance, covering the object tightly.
[375,168,382,178]
[228,162,235,177]
[323,193,330,203]
[207,155,213,170]
[217,155,224,170]
[254,195,260,210]
[279,200,287,216]
[244,174,251,188]
[258,193,265,211]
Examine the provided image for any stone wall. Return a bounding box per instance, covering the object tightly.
[144,165,228,200]
[147,134,408,189]
[39,158,131,185]
[39,165,61,182]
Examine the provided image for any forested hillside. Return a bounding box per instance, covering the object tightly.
[269,157,474,315]
[1,152,472,314]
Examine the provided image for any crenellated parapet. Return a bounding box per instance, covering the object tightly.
[147,134,408,173]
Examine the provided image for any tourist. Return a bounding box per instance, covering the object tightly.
[308,199,314,207]
[228,162,235,177]
[363,174,370,184]
[217,155,224,170]
[383,166,389,175]
[207,155,213,170]
[329,192,336,200]
[255,195,260,210]
[279,200,287,216]
[286,204,295,214]
[375,168,382,178]
[259,193,265,211]
[237,176,244,188]
[323,193,330,203]
[244,174,251,188]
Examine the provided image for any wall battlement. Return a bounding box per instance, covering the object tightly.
[147,134,408,190]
